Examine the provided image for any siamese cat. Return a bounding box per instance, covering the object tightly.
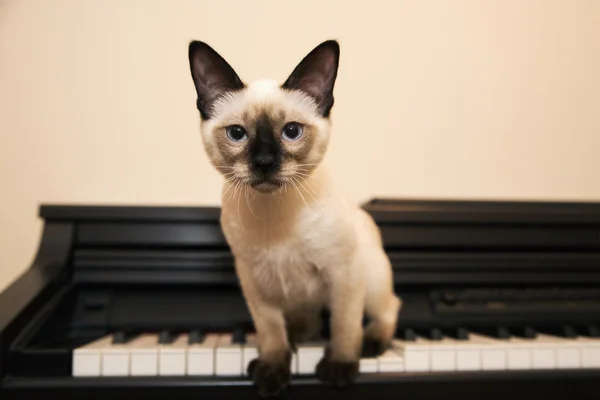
[188,39,401,397]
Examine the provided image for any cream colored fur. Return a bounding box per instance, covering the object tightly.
[200,79,401,364]
[188,41,401,394]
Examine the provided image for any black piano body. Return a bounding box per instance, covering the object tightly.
[1,197,600,399]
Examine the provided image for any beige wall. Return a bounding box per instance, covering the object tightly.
[1,0,599,292]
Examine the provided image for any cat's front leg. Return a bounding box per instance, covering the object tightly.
[239,278,292,397]
[316,266,365,388]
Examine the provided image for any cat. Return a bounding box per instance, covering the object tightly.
[188,39,401,397]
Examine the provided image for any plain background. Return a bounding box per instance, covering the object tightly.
[1,0,599,292]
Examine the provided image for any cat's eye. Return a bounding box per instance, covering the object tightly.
[282,122,303,141]
[225,125,248,142]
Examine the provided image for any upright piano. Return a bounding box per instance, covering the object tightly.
[1,198,599,399]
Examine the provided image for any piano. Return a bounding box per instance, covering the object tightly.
[1,198,600,399]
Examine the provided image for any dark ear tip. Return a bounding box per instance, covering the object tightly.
[188,40,218,58]
[318,39,340,53]
[189,39,209,45]
[322,39,339,47]
[188,40,201,58]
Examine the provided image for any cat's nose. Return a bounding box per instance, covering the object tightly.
[252,154,278,174]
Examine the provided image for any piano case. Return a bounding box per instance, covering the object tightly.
[1,198,600,399]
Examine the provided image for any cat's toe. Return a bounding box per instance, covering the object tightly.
[361,337,387,358]
[248,357,291,398]
[316,356,359,388]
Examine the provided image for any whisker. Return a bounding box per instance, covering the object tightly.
[295,177,327,216]
[293,176,316,202]
[298,176,317,194]
[234,180,247,236]
[223,176,237,185]
[293,171,312,178]
[245,183,260,220]
[222,178,239,209]
[289,177,309,209]
[222,178,236,193]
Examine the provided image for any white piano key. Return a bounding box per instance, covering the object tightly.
[537,334,581,369]
[377,342,404,372]
[159,334,188,376]
[291,351,299,374]
[296,340,325,374]
[506,337,532,370]
[576,336,600,368]
[129,334,159,376]
[187,333,219,376]
[101,334,130,376]
[215,334,243,376]
[468,334,508,371]
[527,334,556,369]
[72,335,112,377]
[556,348,580,368]
[453,335,483,371]
[428,337,456,371]
[359,357,378,373]
[242,334,259,376]
[401,337,430,372]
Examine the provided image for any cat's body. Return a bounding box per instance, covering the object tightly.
[188,40,401,397]
[221,161,399,347]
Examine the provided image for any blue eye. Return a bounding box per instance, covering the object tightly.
[226,125,248,142]
[282,122,303,141]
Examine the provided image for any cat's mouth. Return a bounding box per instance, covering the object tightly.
[250,178,284,193]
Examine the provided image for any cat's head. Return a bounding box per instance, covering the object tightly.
[188,40,340,193]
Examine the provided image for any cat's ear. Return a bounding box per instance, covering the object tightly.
[282,40,340,117]
[188,41,245,119]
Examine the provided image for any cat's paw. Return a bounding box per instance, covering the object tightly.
[247,356,291,398]
[315,355,359,388]
[361,337,387,358]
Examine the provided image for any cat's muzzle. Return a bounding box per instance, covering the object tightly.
[250,175,284,193]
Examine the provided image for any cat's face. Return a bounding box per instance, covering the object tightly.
[188,40,340,193]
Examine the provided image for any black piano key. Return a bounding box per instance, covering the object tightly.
[497,326,511,339]
[420,328,443,341]
[443,327,469,340]
[575,325,600,338]
[188,329,205,344]
[563,326,577,338]
[112,330,136,344]
[431,328,444,340]
[511,325,537,339]
[474,326,510,339]
[232,328,246,344]
[158,330,176,344]
[456,327,469,340]
[539,325,578,338]
[398,328,417,341]
[586,325,600,338]
[558,325,577,338]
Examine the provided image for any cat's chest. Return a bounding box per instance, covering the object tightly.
[222,206,341,303]
[248,240,326,305]
[247,238,317,279]
[224,205,338,262]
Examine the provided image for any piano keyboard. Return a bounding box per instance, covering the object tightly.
[72,329,600,377]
